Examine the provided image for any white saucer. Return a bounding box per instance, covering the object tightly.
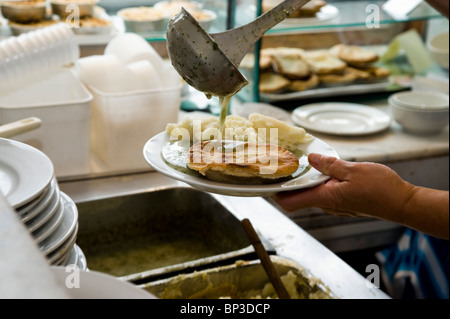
[143,132,339,197]
[292,102,392,136]
[0,138,54,208]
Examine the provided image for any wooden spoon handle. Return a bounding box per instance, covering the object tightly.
[241,218,291,299]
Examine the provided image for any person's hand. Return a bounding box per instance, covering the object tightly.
[274,153,449,240]
[274,153,414,222]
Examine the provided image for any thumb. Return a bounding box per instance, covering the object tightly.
[308,153,349,181]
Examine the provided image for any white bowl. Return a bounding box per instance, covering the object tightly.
[389,91,449,135]
[427,31,449,70]
[117,7,168,32]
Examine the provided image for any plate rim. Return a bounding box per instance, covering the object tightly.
[39,192,78,255]
[143,132,339,197]
[292,102,392,136]
[0,138,54,208]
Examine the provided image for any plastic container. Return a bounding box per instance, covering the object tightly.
[0,69,92,177]
[89,85,181,171]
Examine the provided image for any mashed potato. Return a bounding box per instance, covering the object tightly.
[165,113,313,151]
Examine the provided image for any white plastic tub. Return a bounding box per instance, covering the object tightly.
[89,85,181,171]
[0,69,92,177]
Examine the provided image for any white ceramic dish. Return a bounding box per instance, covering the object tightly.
[143,132,339,197]
[24,184,61,233]
[19,178,59,222]
[75,244,88,271]
[64,245,79,267]
[50,267,157,299]
[38,192,78,255]
[47,223,78,265]
[292,102,392,136]
[0,138,54,209]
[428,31,449,70]
[16,178,55,216]
[388,91,449,135]
[32,197,65,244]
[389,91,449,110]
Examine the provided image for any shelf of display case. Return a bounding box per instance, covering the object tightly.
[234,0,444,33]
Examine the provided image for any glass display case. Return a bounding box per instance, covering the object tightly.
[0,0,447,179]
[231,0,446,104]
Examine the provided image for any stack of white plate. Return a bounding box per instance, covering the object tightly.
[0,138,86,270]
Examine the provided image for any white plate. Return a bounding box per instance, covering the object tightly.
[48,223,78,265]
[75,244,88,271]
[63,245,79,267]
[143,132,339,197]
[16,178,54,216]
[292,102,392,136]
[0,138,54,208]
[24,185,61,233]
[39,192,78,255]
[50,267,157,299]
[32,196,65,244]
[20,178,59,222]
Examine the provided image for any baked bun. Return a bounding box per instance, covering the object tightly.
[318,68,357,86]
[187,140,300,184]
[303,50,347,75]
[271,53,310,79]
[288,73,319,91]
[259,73,291,93]
[329,44,379,66]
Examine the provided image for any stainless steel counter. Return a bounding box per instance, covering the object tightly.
[59,171,390,299]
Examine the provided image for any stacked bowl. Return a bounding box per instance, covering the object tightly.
[389,91,449,135]
[0,138,86,270]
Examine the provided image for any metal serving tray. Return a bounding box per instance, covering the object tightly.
[140,255,334,299]
[75,187,273,282]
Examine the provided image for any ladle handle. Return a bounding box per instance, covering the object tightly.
[211,0,311,65]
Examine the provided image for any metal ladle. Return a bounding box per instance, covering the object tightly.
[166,0,311,97]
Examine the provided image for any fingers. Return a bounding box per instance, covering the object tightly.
[274,182,330,211]
[308,153,350,181]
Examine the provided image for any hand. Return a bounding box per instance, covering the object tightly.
[274,153,449,240]
[274,153,413,221]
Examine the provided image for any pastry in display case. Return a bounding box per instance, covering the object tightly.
[253,44,390,96]
[0,0,116,37]
[234,0,445,103]
[117,1,216,33]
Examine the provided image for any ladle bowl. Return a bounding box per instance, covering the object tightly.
[166,0,311,97]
